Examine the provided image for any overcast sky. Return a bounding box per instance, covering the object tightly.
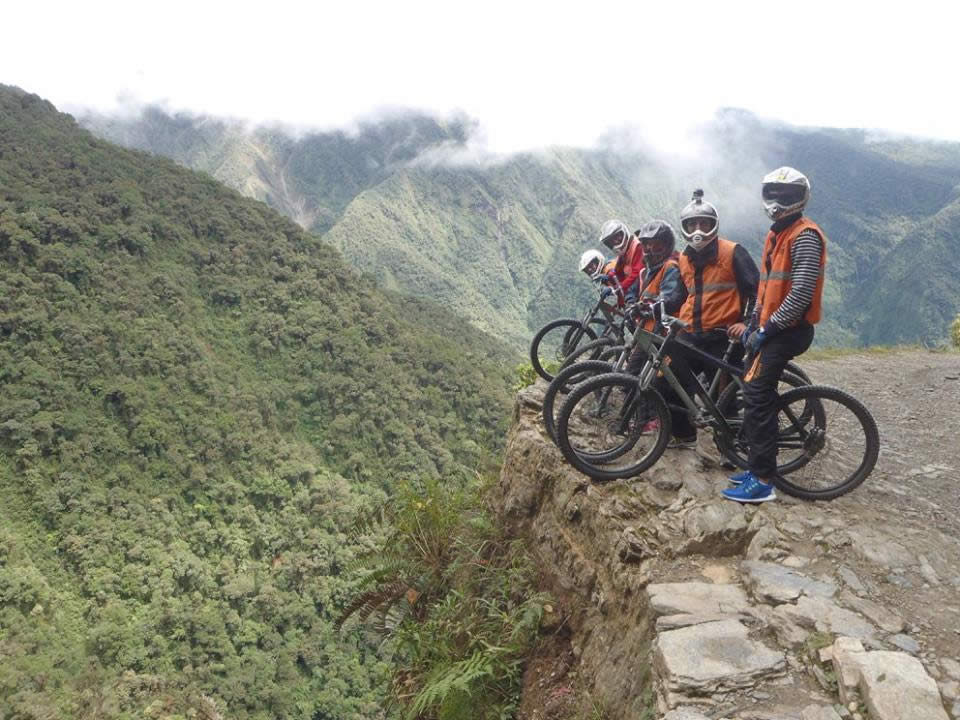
[4,0,957,153]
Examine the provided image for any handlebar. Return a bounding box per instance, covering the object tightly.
[596,273,625,298]
[626,299,688,330]
[656,303,689,330]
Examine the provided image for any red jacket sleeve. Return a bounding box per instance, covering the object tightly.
[617,246,645,302]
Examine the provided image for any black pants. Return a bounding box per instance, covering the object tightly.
[743,324,814,478]
[629,331,738,439]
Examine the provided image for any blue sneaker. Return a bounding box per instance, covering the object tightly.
[728,470,752,486]
[722,476,776,503]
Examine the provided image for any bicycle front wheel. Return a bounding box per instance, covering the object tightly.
[771,385,880,501]
[543,359,615,444]
[530,319,598,382]
[556,373,671,482]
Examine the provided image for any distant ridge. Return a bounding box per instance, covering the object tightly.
[82,101,960,347]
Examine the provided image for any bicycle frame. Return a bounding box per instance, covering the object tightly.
[585,300,753,438]
[567,297,628,356]
[637,322,745,435]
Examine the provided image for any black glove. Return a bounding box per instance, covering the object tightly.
[744,327,768,353]
[628,303,652,320]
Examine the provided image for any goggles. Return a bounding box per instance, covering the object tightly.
[762,184,806,205]
[601,229,627,251]
[681,216,717,235]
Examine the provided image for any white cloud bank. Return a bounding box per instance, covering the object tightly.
[4,0,958,154]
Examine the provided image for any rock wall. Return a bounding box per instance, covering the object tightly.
[494,384,959,720]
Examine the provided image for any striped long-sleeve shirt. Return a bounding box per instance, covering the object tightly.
[762,229,824,331]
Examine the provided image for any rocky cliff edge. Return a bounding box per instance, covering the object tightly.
[494,364,960,720]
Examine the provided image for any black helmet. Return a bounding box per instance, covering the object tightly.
[636,220,676,267]
[680,189,719,251]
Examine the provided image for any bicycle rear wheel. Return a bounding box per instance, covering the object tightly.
[770,385,880,500]
[785,361,812,385]
[530,319,598,382]
[556,373,671,481]
[714,370,812,472]
[559,337,623,372]
[543,359,614,444]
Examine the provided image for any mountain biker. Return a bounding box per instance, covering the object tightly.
[579,248,624,305]
[625,221,684,337]
[598,220,645,306]
[578,249,606,279]
[723,167,826,503]
[668,190,759,449]
[625,220,683,378]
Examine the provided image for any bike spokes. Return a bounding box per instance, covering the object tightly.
[558,374,671,480]
[772,386,879,501]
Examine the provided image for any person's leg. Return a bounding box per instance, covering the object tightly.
[682,334,734,461]
[684,334,736,465]
[724,325,814,502]
[687,334,734,392]
[623,345,658,431]
[625,344,647,376]
[651,367,696,442]
[665,334,728,445]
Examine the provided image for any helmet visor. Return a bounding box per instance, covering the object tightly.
[762,184,806,206]
[681,216,717,236]
[582,258,601,276]
[601,228,627,251]
[641,240,670,263]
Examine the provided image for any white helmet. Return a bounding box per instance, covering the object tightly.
[762,166,810,220]
[598,219,632,255]
[579,249,606,278]
[679,189,719,252]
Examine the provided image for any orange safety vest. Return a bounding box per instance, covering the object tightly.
[757,217,827,327]
[638,258,679,331]
[678,238,743,333]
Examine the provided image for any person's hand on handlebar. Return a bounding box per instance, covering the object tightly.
[727,322,748,340]
[627,302,653,320]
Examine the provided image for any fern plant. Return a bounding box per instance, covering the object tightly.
[338,475,549,720]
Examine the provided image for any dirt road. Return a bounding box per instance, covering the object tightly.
[801,349,960,531]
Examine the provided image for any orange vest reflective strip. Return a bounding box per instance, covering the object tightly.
[639,259,679,331]
[757,217,827,327]
[678,238,743,333]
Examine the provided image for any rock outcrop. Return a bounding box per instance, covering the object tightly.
[496,382,960,720]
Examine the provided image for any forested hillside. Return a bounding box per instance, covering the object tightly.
[0,86,514,718]
[84,107,960,348]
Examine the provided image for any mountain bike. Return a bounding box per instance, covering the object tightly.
[529,279,631,382]
[546,302,811,449]
[555,303,878,500]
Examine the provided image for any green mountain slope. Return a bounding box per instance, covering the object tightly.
[85,107,471,234]
[0,86,514,718]
[322,151,678,347]
[854,194,960,345]
[81,105,960,347]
